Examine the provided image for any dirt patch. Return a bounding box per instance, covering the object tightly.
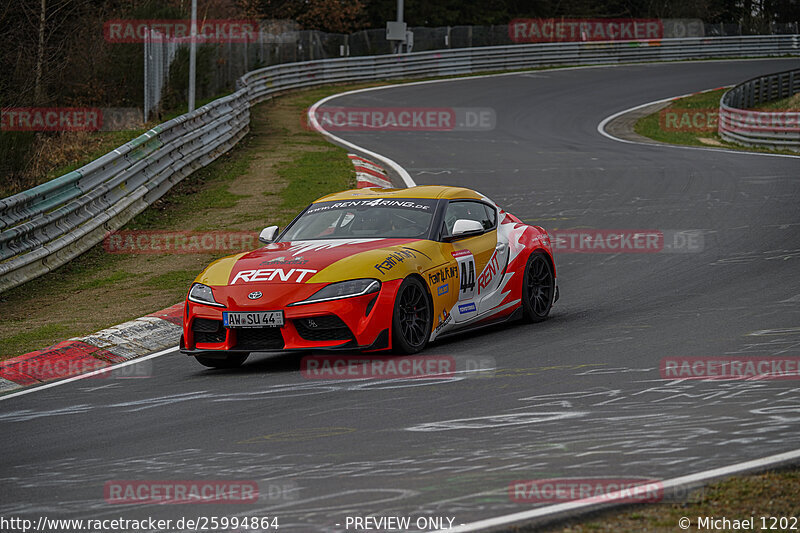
[697,137,723,146]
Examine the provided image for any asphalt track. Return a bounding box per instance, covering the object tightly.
[1,59,799,532]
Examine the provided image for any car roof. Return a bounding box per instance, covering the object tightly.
[314,185,484,203]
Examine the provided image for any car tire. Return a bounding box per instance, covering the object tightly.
[522,251,555,323]
[391,277,433,354]
[195,353,249,369]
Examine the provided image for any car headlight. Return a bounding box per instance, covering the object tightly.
[188,283,225,307]
[290,279,381,306]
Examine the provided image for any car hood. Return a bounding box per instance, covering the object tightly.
[194,238,443,288]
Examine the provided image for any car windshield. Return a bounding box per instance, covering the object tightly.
[280,198,437,241]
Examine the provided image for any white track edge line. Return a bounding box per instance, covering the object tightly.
[308,58,800,182]
[436,447,800,532]
[307,63,640,187]
[307,59,800,533]
[0,56,796,533]
[308,92,416,187]
[0,345,179,401]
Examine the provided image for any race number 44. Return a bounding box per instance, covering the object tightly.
[452,250,475,301]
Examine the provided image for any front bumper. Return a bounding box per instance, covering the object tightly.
[182,279,401,354]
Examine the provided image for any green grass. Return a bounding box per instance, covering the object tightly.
[542,468,800,532]
[268,84,359,224]
[192,187,250,211]
[76,270,137,291]
[0,323,81,355]
[275,148,355,225]
[634,89,726,148]
[634,88,798,155]
[146,270,198,291]
[0,246,125,304]
[115,84,357,234]
[125,143,254,231]
[754,92,800,111]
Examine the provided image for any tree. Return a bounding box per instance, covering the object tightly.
[252,0,366,32]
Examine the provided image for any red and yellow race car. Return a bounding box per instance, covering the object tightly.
[181,185,558,368]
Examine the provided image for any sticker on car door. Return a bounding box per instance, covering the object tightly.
[452,249,475,301]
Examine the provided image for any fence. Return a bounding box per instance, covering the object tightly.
[144,19,799,115]
[144,28,180,122]
[719,68,800,150]
[1,35,798,293]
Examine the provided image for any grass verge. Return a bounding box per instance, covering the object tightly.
[634,88,798,155]
[754,92,800,111]
[541,468,800,532]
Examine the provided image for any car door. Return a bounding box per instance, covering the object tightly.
[441,200,506,322]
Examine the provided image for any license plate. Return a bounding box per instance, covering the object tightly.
[223,311,284,328]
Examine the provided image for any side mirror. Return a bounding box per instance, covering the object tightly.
[450,219,484,239]
[259,226,279,244]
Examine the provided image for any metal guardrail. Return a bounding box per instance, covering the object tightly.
[719,68,800,150]
[0,91,251,292]
[1,35,798,293]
